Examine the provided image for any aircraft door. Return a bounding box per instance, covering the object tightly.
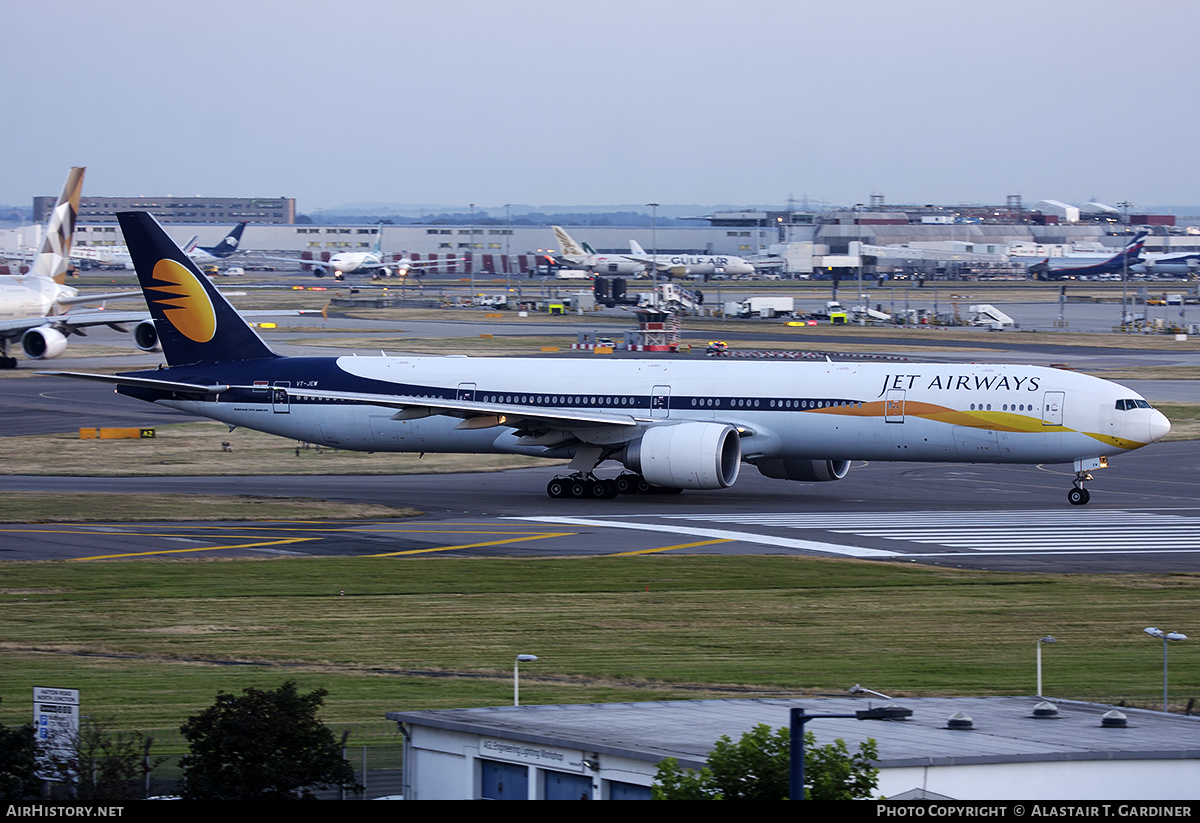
[651,385,671,419]
[1042,391,1065,426]
[456,382,477,402]
[272,381,290,414]
[885,389,905,423]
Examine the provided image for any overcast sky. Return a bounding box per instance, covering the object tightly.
[5,0,1197,214]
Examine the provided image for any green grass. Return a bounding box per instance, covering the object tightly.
[0,421,563,477]
[2,555,1197,743]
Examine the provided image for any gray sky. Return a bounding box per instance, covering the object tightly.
[5,0,1197,214]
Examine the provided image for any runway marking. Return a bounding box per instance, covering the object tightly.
[644,509,1200,557]
[510,517,902,558]
[364,532,576,557]
[610,539,734,556]
[75,537,323,561]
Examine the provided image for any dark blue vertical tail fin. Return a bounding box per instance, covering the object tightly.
[117,211,277,367]
[201,222,247,257]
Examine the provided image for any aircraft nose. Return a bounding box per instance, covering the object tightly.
[1149,410,1172,443]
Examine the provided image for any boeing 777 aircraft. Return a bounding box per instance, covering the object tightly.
[46,211,1171,506]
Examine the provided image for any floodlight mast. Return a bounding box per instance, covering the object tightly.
[1144,628,1187,712]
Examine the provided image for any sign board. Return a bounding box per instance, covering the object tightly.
[33,686,79,780]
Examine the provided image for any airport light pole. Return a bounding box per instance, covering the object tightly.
[789,704,911,800]
[855,203,865,325]
[1143,628,1187,712]
[514,654,538,706]
[469,203,476,299]
[1036,635,1056,696]
[1118,203,1133,327]
[647,203,659,305]
[504,203,512,292]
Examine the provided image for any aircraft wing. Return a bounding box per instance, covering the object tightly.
[0,310,152,343]
[396,258,462,269]
[275,386,644,431]
[57,290,144,306]
[36,371,230,395]
[248,253,317,267]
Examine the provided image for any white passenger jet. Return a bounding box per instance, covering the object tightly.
[551,226,646,276]
[45,211,1172,506]
[257,228,455,280]
[625,240,755,280]
[0,168,151,368]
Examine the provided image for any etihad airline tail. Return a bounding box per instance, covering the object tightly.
[552,226,644,275]
[45,211,1171,506]
[0,168,153,368]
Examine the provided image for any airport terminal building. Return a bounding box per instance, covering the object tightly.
[387,696,1200,801]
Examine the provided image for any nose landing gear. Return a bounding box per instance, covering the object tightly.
[1068,471,1092,506]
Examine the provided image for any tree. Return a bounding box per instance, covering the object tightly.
[0,719,39,802]
[36,720,165,802]
[652,723,879,800]
[179,681,359,800]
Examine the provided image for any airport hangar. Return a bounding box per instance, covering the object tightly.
[50,197,1199,277]
[387,696,1200,801]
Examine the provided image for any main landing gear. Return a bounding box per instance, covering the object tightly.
[1068,470,1092,506]
[546,472,682,500]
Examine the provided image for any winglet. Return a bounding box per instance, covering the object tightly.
[117,211,278,367]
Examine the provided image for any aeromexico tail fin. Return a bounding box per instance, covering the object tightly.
[32,166,85,284]
[201,222,247,257]
[117,211,278,367]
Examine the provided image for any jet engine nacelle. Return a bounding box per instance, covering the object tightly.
[21,325,68,360]
[754,458,851,482]
[133,319,161,352]
[623,422,741,489]
[311,266,327,278]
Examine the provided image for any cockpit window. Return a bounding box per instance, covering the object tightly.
[1115,398,1152,411]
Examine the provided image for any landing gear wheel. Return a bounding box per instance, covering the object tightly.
[547,479,567,499]
[587,479,613,499]
[614,473,637,495]
[1069,470,1094,506]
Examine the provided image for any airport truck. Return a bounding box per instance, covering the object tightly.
[724,296,795,318]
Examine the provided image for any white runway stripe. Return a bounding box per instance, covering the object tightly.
[649,509,1200,556]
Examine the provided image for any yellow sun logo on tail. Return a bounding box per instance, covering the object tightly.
[149,259,216,343]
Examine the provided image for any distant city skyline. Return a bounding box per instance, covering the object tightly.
[3,1,1197,213]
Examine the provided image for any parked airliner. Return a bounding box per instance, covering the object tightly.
[0,168,150,368]
[626,240,756,280]
[551,226,646,276]
[256,227,455,280]
[46,211,1171,506]
[1027,231,1148,280]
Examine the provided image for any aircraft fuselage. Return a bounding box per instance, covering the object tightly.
[127,355,1168,470]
